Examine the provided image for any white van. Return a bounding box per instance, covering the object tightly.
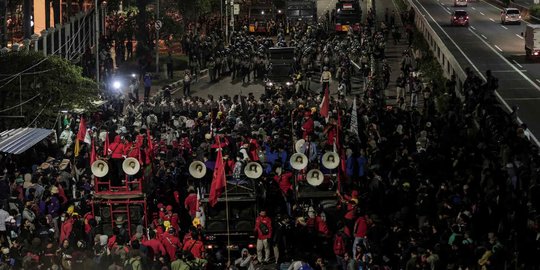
[454,0,467,7]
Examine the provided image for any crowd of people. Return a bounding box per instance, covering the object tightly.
[1,2,539,270]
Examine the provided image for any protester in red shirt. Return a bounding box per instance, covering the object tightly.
[302,112,314,139]
[254,210,272,263]
[184,186,198,219]
[143,230,166,260]
[183,232,204,259]
[352,215,369,258]
[161,227,182,261]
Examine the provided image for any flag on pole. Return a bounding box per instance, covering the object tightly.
[209,136,227,207]
[74,116,87,157]
[103,132,109,156]
[350,98,360,141]
[84,129,92,145]
[319,87,330,121]
[76,117,87,142]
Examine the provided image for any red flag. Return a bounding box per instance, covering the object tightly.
[103,132,109,156]
[209,136,227,207]
[319,87,330,120]
[76,117,87,142]
[90,138,96,165]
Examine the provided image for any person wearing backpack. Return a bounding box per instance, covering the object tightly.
[254,210,272,264]
[333,230,347,270]
[124,249,143,270]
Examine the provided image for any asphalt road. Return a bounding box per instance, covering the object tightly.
[412,0,540,144]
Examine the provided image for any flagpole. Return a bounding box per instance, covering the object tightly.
[218,134,231,263]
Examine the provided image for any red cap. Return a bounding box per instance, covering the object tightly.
[351,190,359,198]
[157,203,164,209]
[304,111,311,117]
[166,205,173,211]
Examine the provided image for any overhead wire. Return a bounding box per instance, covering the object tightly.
[0,9,92,86]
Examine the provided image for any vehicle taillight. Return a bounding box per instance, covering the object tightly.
[248,244,255,249]
[207,245,214,249]
[453,16,457,19]
[466,16,469,19]
[534,51,539,56]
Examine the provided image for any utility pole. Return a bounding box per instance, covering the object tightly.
[230,0,234,35]
[225,0,228,43]
[95,0,100,88]
[155,0,160,74]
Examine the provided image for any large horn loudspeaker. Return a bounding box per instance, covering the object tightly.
[122,157,141,175]
[306,169,324,186]
[91,160,109,178]
[295,139,306,153]
[322,152,340,169]
[189,161,207,179]
[244,162,263,179]
[290,153,308,170]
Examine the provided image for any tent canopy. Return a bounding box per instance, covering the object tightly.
[0,128,53,155]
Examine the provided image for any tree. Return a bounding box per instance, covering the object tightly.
[0,52,99,130]
[178,0,213,21]
[135,0,151,58]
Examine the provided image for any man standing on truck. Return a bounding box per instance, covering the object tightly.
[254,210,272,264]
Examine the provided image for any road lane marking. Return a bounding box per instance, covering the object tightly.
[516,34,524,39]
[414,0,540,146]
[494,45,503,51]
[505,97,540,101]
[470,26,476,30]
[489,18,495,22]
[512,60,523,68]
[537,79,540,84]
[481,34,487,39]
[472,7,476,10]
[480,12,485,15]
[492,70,527,72]
[501,25,508,29]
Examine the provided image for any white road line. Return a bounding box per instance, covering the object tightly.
[537,79,540,84]
[494,45,503,52]
[472,7,476,10]
[492,70,527,72]
[512,60,523,68]
[480,12,485,15]
[414,0,540,146]
[501,25,508,29]
[505,98,540,101]
[470,26,476,30]
[516,34,524,39]
[481,34,487,39]
[489,18,495,22]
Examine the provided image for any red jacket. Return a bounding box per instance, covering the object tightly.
[274,172,293,194]
[109,136,125,159]
[302,118,314,139]
[255,216,272,240]
[184,193,198,217]
[59,218,74,244]
[183,238,204,258]
[143,238,166,258]
[161,233,182,260]
[354,215,368,238]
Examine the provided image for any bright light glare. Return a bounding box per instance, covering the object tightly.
[131,73,136,78]
[113,81,121,90]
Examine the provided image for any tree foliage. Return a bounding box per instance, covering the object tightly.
[178,0,214,20]
[0,52,99,130]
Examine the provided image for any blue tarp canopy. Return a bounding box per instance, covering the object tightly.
[0,128,53,155]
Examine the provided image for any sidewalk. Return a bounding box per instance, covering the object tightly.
[375,0,424,109]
